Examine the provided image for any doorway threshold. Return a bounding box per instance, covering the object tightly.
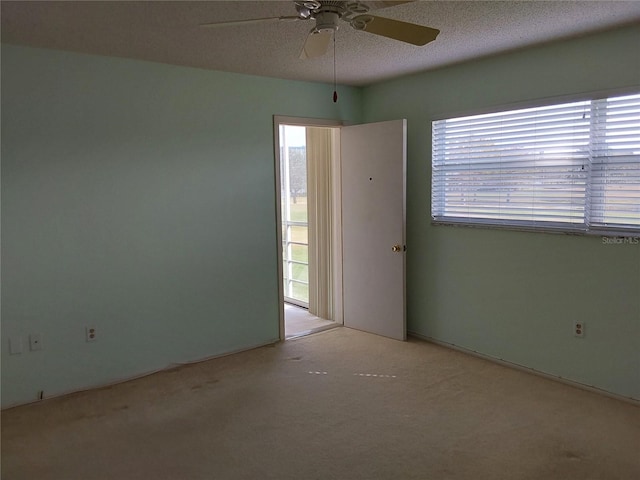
[284,303,338,339]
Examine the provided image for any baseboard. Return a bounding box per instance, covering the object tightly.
[408,331,639,407]
[1,338,280,411]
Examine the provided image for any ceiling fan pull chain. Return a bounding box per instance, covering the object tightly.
[333,32,338,103]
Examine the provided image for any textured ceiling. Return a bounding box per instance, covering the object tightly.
[2,1,640,86]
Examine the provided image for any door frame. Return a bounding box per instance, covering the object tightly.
[273,116,343,341]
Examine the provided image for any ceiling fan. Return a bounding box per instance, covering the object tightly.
[200,1,440,60]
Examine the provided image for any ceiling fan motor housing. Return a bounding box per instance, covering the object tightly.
[295,1,372,32]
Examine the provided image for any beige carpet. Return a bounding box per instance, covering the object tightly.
[2,327,639,480]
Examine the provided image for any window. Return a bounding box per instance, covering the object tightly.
[431,93,640,235]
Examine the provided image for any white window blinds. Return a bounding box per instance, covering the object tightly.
[589,94,640,232]
[432,93,640,234]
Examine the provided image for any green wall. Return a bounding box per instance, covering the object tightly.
[3,25,639,408]
[362,25,640,400]
[1,45,362,407]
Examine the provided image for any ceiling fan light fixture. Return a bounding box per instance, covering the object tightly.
[300,28,333,59]
[314,11,341,32]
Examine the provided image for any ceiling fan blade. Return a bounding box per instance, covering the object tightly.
[366,1,416,10]
[299,30,332,60]
[355,15,439,46]
[200,16,300,28]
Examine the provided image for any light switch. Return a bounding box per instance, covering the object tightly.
[9,337,23,355]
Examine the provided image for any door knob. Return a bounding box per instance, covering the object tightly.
[392,244,405,252]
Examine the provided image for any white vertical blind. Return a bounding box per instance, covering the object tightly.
[432,93,640,234]
[306,127,334,320]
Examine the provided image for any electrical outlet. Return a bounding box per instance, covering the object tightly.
[29,334,43,351]
[86,326,97,342]
[574,321,585,338]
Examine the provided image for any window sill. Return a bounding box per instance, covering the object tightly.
[431,219,640,239]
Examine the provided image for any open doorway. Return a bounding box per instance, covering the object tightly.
[280,125,310,309]
[275,117,343,339]
[276,117,408,342]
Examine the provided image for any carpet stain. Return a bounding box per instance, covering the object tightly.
[287,356,303,361]
[190,385,203,390]
[562,450,582,460]
[113,405,129,411]
[77,413,105,421]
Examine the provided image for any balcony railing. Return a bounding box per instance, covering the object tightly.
[282,219,309,306]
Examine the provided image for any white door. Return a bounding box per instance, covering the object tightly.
[341,119,407,341]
